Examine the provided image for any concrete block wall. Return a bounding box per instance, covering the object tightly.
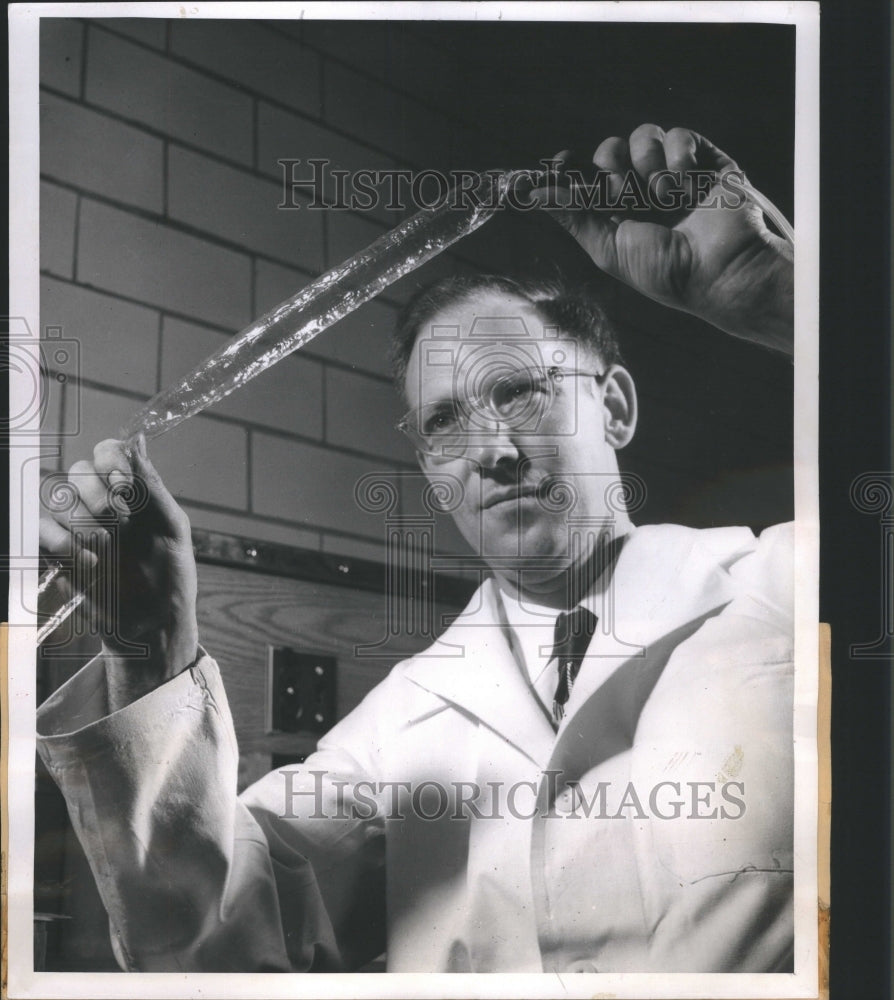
[38,17,493,563]
[38,17,794,549]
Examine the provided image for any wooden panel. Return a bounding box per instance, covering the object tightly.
[195,562,468,779]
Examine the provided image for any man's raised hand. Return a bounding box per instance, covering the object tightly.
[530,124,793,354]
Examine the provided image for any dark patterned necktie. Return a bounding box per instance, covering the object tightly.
[551,606,598,722]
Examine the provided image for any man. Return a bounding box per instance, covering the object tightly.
[37,125,795,973]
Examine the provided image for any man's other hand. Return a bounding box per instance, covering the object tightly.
[529,125,793,355]
[39,436,199,711]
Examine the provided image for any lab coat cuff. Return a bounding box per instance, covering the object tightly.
[36,648,223,769]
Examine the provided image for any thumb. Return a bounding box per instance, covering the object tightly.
[525,185,595,244]
[526,184,577,222]
[127,434,189,538]
[527,189,623,276]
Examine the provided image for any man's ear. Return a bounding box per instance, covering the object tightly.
[601,365,638,448]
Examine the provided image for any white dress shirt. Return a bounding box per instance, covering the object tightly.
[494,531,630,723]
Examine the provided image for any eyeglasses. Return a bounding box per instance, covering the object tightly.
[397,366,608,460]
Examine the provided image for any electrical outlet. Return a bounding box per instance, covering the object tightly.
[267,647,337,734]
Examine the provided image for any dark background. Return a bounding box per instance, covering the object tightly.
[819,3,893,999]
[386,19,798,532]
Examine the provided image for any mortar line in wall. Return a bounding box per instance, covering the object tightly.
[251,96,259,173]
[177,496,395,550]
[249,257,257,321]
[320,365,327,442]
[71,193,82,281]
[155,312,165,394]
[245,428,253,513]
[318,40,326,119]
[40,272,404,386]
[78,21,89,101]
[321,198,331,272]
[180,503,325,554]
[161,139,169,218]
[317,48,329,272]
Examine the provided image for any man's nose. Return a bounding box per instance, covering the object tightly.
[462,418,521,468]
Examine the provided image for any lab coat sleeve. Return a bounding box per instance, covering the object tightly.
[36,652,386,972]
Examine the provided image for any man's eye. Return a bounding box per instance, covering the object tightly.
[493,374,546,409]
[421,408,459,436]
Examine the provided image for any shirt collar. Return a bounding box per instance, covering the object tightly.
[494,528,633,694]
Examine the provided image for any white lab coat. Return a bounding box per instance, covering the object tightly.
[36,522,794,973]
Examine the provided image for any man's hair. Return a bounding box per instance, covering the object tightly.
[390,272,625,399]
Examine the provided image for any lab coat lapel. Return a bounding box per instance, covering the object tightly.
[402,526,739,772]
[555,525,740,759]
[403,579,556,767]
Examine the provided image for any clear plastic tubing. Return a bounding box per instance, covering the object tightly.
[119,174,792,447]
[119,171,523,445]
[36,170,793,644]
[37,170,523,643]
